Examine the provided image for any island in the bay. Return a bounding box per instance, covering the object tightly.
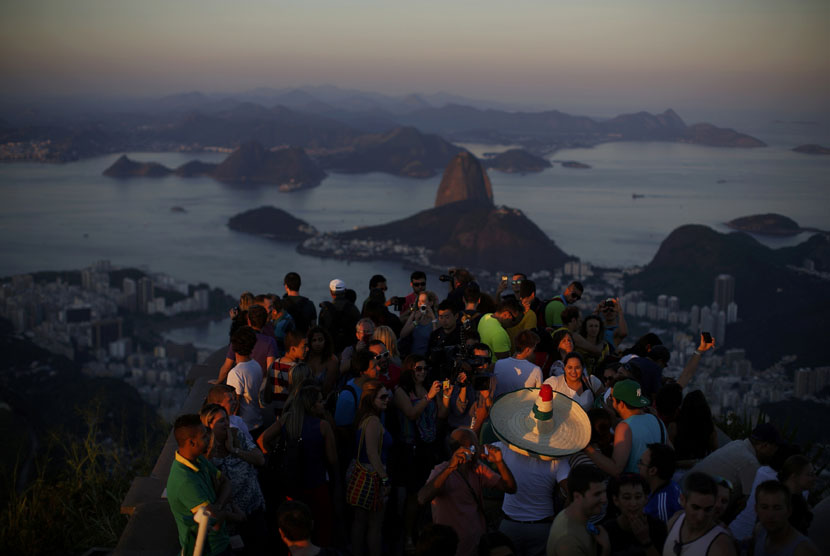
[725,213,825,236]
[482,149,552,173]
[103,141,327,191]
[228,151,570,272]
[227,206,317,240]
[793,144,830,155]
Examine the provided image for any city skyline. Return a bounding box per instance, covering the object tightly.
[2,0,828,122]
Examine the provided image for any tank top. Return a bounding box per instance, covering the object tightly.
[624,413,667,473]
[753,527,812,556]
[355,418,392,465]
[663,513,730,556]
[397,389,438,444]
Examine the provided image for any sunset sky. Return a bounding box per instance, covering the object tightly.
[2,0,828,119]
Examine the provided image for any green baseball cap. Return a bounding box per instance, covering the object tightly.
[612,379,650,408]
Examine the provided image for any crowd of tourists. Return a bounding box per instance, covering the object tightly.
[167,269,825,556]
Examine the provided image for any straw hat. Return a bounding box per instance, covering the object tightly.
[489,384,591,459]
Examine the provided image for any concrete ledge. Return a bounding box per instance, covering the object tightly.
[121,477,165,516]
[113,500,178,556]
[115,347,226,555]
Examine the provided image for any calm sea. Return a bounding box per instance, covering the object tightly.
[1,122,828,348]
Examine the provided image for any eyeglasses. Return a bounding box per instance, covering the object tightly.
[713,475,733,491]
[511,279,522,285]
[414,365,427,371]
[373,351,390,361]
[412,281,426,287]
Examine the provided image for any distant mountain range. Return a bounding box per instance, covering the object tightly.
[1,87,767,163]
[316,126,463,178]
[626,224,830,367]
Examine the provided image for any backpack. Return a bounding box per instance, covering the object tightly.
[321,301,352,354]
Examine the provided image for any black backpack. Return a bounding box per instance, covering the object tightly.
[321,301,352,354]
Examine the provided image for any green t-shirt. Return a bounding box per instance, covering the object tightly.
[478,313,511,361]
[547,510,597,556]
[166,452,230,556]
[545,296,566,328]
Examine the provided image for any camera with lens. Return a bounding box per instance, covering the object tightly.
[389,296,405,311]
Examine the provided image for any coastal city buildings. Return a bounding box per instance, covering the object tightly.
[0,261,215,420]
[3,259,827,425]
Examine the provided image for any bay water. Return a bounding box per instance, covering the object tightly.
[1,127,828,348]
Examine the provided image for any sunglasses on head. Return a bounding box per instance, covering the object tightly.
[713,475,733,491]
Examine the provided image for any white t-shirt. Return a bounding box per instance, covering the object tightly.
[544,374,603,411]
[493,357,543,398]
[495,441,570,521]
[227,359,263,429]
[729,465,777,540]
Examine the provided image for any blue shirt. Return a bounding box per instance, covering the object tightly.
[645,480,683,523]
[334,378,362,426]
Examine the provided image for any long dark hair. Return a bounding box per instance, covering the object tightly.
[551,329,574,361]
[307,326,334,360]
[398,354,426,395]
[579,315,606,346]
[674,390,715,460]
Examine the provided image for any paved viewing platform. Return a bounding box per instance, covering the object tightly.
[111,341,735,555]
[114,347,227,556]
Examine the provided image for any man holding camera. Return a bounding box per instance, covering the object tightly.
[597,297,628,353]
[426,300,464,380]
[396,270,427,320]
[418,428,517,556]
[447,343,497,435]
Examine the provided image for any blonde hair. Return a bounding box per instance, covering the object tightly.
[239,292,255,311]
[283,363,313,412]
[372,325,399,360]
[199,403,227,428]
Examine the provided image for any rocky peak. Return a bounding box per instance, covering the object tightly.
[434,152,494,208]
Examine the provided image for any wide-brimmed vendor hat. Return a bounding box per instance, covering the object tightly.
[489,384,591,459]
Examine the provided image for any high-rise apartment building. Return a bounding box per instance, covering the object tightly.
[714,274,735,310]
